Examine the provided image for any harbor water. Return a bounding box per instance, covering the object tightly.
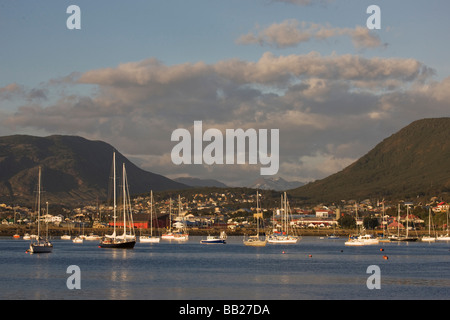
[1,236,449,300]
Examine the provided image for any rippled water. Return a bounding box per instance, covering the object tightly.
[1,236,449,300]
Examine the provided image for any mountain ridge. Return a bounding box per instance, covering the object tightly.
[174,177,228,188]
[249,177,305,191]
[288,117,450,203]
[0,134,187,206]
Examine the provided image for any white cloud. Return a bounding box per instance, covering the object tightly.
[237,20,385,49]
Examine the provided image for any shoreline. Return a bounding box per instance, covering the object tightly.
[0,225,437,238]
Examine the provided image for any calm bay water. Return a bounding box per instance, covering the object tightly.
[1,236,449,300]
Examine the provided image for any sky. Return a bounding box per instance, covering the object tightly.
[1,0,450,187]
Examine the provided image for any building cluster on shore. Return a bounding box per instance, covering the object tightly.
[1,191,449,238]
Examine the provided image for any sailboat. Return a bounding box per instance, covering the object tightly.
[27,167,53,254]
[377,199,391,243]
[345,203,379,246]
[437,208,450,241]
[267,192,300,244]
[161,195,189,241]
[140,190,160,243]
[243,190,267,247]
[421,207,436,242]
[161,197,175,240]
[99,152,136,249]
[389,203,418,242]
[72,235,84,243]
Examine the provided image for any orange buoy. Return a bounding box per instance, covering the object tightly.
[383,255,388,260]
[380,248,384,252]
[308,254,312,258]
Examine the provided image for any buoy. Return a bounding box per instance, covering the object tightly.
[383,255,388,260]
[282,251,285,254]
[380,248,384,252]
[308,254,312,258]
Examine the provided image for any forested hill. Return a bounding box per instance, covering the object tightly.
[289,118,450,203]
[0,135,187,206]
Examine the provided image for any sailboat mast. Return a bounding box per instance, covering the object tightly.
[284,192,288,234]
[169,198,172,232]
[113,152,116,238]
[123,163,126,237]
[280,193,283,233]
[256,190,259,236]
[150,190,153,236]
[37,166,41,238]
[406,204,409,237]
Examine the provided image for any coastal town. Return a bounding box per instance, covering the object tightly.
[1,188,449,239]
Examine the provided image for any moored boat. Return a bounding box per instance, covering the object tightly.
[139,190,160,243]
[267,192,300,244]
[99,152,136,249]
[72,236,84,243]
[243,190,267,247]
[200,231,227,244]
[345,234,379,246]
[27,167,53,254]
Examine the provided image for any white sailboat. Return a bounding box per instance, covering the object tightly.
[345,234,379,246]
[421,207,436,242]
[243,190,267,247]
[99,152,136,249]
[345,203,379,246]
[73,222,84,243]
[267,192,300,244]
[72,236,84,243]
[61,234,71,240]
[161,197,175,240]
[140,190,160,243]
[27,167,53,254]
[389,203,418,242]
[161,195,189,241]
[437,208,450,241]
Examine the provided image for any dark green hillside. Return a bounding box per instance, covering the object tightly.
[0,135,187,206]
[289,118,450,203]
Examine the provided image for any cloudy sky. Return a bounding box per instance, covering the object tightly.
[1,0,450,187]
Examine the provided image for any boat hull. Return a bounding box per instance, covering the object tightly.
[244,240,267,247]
[99,240,136,249]
[345,235,379,246]
[200,239,226,244]
[243,236,267,247]
[161,233,188,241]
[28,242,53,253]
[344,240,366,246]
[267,235,300,244]
[389,236,418,242]
[140,236,160,243]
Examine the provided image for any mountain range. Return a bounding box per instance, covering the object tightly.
[0,135,187,206]
[1,118,449,206]
[174,177,228,188]
[289,118,450,203]
[249,177,305,191]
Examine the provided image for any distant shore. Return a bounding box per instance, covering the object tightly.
[0,225,436,238]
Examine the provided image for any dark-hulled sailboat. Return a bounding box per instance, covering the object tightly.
[99,152,136,249]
